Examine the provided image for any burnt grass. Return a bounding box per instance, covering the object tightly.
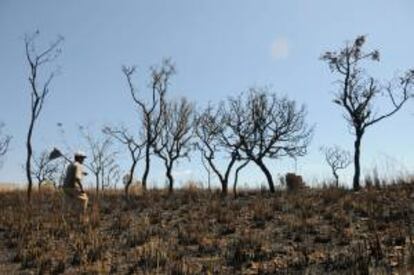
[1,182,414,274]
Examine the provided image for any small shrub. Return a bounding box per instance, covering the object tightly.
[286,173,305,192]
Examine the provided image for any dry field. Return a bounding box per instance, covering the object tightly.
[1,181,414,274]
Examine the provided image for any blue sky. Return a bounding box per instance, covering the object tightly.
[0,0,413,188]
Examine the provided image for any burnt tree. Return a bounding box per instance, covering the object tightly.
[320,145,351,187]
[122,59,174,191]
[32,150,62,189]
[80,126,119,194]
[227,88,313,193]
[103,126,145,197]
[195,103,243,195]
[321,35,414,190]
[24,31,63,201]
[153,97,194,192]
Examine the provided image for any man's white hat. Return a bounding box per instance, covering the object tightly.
[74,150,87,158]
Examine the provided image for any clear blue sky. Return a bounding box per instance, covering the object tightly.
[0,0,413,188]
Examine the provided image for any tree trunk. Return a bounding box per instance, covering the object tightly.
[233,175,237,197]
[221,180,228,195]
[101,167,105,191]
[207,168,211,191]
[26,117,35,202]
[204,154,236,196]
[141,146,150,191]
[125,160,138,198]
[166,164,174,193]
[255,159,275,193]
[222,157,237,196]
[95,173,100,195]
[233,161,249,197]
[353,133,363,190]
[333,170,339,188]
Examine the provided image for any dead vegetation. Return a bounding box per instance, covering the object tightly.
[1,181,414,274]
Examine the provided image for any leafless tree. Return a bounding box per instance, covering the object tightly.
[24,31,63,201]
[80,126,119,194]
[227,88,313,193]
[321,35,414,190]
[320,145,351,187]
[195,103,243,195]
[122,59,174,191]
[103,126,145,197]
[153,97,194,192]
[32,150,63,189]
[0,122,11,169]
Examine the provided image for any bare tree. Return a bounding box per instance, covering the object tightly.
[320,145,351,187]
[24,31,63,201]
[227,88,313,193]
[153,97,194,192]
[321,35,414,190]
[32,150,63,189]
[195,103,243,195]
[0,122,11,168]
[122,59,174,191]
[80,126,119,194]
[103,126,145,197]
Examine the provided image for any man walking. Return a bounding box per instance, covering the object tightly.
[63,151,89,218]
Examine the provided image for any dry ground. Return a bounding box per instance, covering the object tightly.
[1,182,414,274]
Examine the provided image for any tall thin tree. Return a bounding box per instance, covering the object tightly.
[24,31,63,201]
[321,35,414,189]
[122,59,174,191]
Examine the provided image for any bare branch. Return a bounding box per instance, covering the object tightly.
[364,70,414,128]
[0,123,12,168]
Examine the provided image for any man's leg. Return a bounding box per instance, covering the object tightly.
[81,194,88,214]
[63,189,80,218]
[77,193,89,222]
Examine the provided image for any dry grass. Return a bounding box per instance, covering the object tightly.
[1,181,414,274]
[0,183,22,192]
